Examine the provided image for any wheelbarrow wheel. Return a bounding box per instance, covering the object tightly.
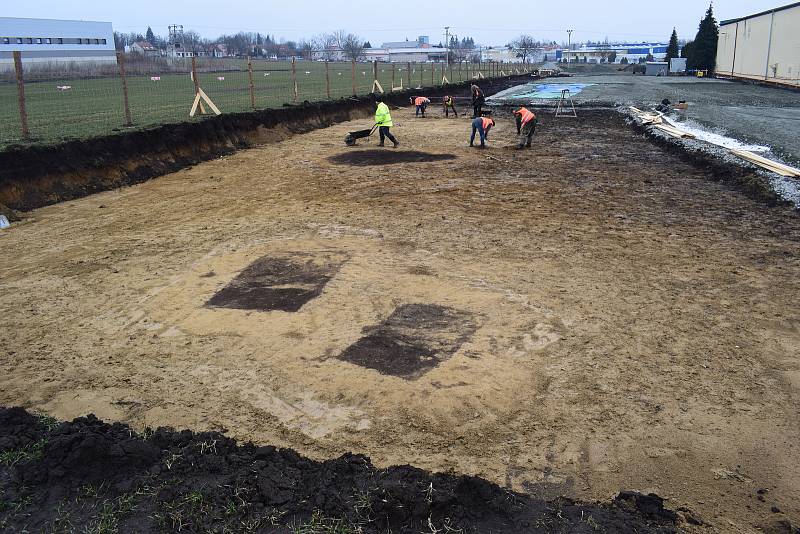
[344,134,356,146]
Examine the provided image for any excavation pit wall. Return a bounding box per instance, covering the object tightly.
[0,75,533,212]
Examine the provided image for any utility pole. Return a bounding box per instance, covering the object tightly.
[444,26,450,70]
[567,29,574,63]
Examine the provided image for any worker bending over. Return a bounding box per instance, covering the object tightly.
[411,96,431,117]
[470,116,495,148]
[375,95,399,148]
[442,95,458,117]
[513,107,537,149]
[471,85,485,118]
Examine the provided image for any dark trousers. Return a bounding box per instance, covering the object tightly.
[378,126,397,145]
[518,120,536,148]
[444,102,458,117]
[415,104,427,117]
[473,103,483,118]
[470,118,487,146]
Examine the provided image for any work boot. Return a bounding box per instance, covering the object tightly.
[393,140,400,148]
[378,142,384,147]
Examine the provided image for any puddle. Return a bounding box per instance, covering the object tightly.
[207,252,347,312]
[339,303,477,379]
[328,150,457,166]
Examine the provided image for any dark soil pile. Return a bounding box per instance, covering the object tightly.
[0,407,681,533]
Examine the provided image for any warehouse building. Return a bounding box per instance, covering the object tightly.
[0,17,115,70]
[716,2,800,88]
[557,43,671,64]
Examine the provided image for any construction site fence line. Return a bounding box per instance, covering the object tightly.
[1,53,535,149]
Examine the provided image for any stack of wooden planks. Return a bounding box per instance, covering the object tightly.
[629,107,800,177]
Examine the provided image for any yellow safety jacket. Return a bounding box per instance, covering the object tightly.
[375,102,393,127]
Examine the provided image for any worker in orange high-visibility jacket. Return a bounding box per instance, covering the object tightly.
[513,107,537,149]
[411,96,431,117]
[470,116,495,148]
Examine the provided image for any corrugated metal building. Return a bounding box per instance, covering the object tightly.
[716,2,800,88]
[0,17,115,70]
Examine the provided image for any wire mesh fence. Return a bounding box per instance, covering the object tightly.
[1,53,531,149]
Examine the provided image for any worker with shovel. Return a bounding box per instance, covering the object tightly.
[375,94,399,148]
[470,116,495,148]
[471,85,486,118]
[411,96,431,117]
[442,95,458,117]
[513,107,537,149]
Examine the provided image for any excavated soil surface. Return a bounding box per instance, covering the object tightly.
[328,149,457,166]
[1,107,800,533]
[207,252,348,312]
[338,303,478,379]
[0,407,679,533]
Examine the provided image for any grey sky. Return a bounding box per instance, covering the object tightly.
[4,0,785,45]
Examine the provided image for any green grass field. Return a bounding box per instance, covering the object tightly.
[0,60,509,149]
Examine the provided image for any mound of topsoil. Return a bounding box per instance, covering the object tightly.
[0,407,680,533]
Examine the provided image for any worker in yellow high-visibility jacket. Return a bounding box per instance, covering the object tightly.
[374,94,399,148]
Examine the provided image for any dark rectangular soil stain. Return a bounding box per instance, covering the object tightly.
[339,304,477,379]
[207,252,347,312]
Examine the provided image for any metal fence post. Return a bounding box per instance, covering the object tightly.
[116,52,133,127]
[325,60,331,99]
[291,57,298,103]
[247,56,256,109]
[351,59,356,95]
[13,51,30,140]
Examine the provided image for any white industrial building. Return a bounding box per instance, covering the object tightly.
[0,17,115,70]
[716,2,800,88]
[558,43,671,64]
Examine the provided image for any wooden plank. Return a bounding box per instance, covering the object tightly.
[730,149,800,177]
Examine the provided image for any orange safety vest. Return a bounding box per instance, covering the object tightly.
[414,97,429,106]
[481,117,494,130]
[516,107,536,125]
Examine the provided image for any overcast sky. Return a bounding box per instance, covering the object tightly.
[3,0,784,45]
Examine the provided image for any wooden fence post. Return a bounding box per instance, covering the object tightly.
[13,51,30,140]
[449,61,453,84]
[351,59,356,95]
[372,60,378,91]
[291,57,298,103]
[431,63,435,86]
[191,56,207,114]
[407,62,411,88]
[247,56,256,109]
[419,62,423,87]
[116,52,133,127]
[391,63,395,90]
[325,60,331,99]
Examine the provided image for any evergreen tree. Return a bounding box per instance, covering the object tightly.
[689,4,719,71]
[363,41,372,49]
[145,26,155,44]
[666,28,679,62]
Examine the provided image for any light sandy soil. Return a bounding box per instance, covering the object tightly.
[1,107,799,533]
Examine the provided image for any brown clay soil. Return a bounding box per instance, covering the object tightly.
[1,107,799,533]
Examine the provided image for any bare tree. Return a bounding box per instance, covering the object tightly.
[510,35,539,63]
[340,33,366,61]
[297,39,315,60]
[313,33,338,60]
[183,30,203,54]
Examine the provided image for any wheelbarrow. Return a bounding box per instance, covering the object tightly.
[345,124,378,146]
